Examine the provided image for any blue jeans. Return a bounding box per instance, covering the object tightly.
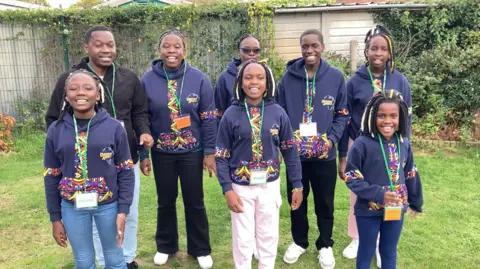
[61,200,126,269]
[356,215,404,269]
[93,163,140,267]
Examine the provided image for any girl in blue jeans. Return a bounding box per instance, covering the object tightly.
[344,90,423,269]
[44,69,135,269]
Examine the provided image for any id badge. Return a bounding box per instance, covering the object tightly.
[75,192,98,210]
[299,122,317,137]
[250,169,268,185]
[174,114,191,130]
[384,205,402,221]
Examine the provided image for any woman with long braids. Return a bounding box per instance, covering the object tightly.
[338,25,413,268]
[140,30,216,269]
[343,90,422,269]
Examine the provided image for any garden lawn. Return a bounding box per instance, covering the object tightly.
[0,134,478,269]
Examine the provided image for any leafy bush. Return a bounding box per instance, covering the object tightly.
[12,99,48,135]
[0,114,16,153]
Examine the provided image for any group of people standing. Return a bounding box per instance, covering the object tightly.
[43,24,423,269]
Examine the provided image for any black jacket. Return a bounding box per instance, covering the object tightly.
[45,57,150,164]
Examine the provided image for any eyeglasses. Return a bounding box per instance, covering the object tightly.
[240,48,261,54]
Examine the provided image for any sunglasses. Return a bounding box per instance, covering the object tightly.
[240,48,261,54]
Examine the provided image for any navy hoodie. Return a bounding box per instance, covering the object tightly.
[215,98,303,193]
[345,134,423,217]
[44,108,135,222]
[215,58,241,118]
[277,58,349,162]
[338,64,412,157]
[141,60,217,154]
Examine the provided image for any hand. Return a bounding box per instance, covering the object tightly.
[291,191,303,211]
[225,190,244,213]
[328,139,334,150]
[116,213,127,248]
[338,157,347,180]
[140,158,152,176]
[407,207,421,219]
[52,221,68,248]
[384,192,402,206]
[203,154,216,178]
[139,134,154,149]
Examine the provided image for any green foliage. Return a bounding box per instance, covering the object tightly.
[18,0,50,7]
[375,0,480,140]
[72,0,104,9]
[12,99,48,135]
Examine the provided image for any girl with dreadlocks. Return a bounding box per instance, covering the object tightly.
[344,90,423,269]
[140,29,216,269]
[215,60,303,269]
[43,69,135,268]
[338,25,414,266]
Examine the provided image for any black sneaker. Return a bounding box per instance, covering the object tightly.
[127,261,139,269]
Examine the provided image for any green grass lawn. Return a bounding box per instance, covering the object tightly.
[0,134,479,269]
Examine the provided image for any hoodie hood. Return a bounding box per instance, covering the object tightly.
[230,97,276,108]
[355,63,395,80]
[62,108,110,129]
[286,57,331,80]
[226,58,242,77]
[151,59,190,80]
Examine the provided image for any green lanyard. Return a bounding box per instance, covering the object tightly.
[244,99,264,160]
[378,133,401,192]
[73,113,95,182]
[164,62,187,113]
[367,67,387,92]
[304,67,317,122]
[88,63,117,118]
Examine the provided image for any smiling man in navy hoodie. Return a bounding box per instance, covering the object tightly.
[277,29,348,269]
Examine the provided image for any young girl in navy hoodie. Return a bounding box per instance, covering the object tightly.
[44,69,135,269]
[215,60,303,269]
[338,26,413,266]
[344,90,423,269]
[215,34,262,119]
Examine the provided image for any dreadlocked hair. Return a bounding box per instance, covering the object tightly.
[57,69,102,126]
[237,33,260,49]
[157,29,186,50]
[359,90,408,140]
[233,60,276,102]
[364,25,396,73]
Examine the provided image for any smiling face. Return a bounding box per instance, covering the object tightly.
[84,31,116,69]
[366,35,390,72]
[158,34,185,70]
[65,73,100,118]
[301,34,324,67]
[242,63,266,105]
[376,101,399,140]
[238,37,261,63]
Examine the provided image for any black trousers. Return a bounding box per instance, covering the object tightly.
[151,150,211,257]
[286,160,337,250]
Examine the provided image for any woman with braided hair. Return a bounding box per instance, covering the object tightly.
[343,90,423,269]
[140,29,216,269]
[338,25,413,267]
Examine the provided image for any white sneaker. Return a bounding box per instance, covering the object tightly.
[283,243,306,264]
[153,252,169,265]
[197,255,213,269]
[376,247,381,268]
[318,247,335,269]
[342,239,359,259]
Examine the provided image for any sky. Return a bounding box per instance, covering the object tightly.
[46,0,78,8]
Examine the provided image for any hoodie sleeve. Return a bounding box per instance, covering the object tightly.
[402,76,413,139]
[276,77,287,111]
[404,141,423,212]
[215,113,233,193]
[131,75,151,136]
[279,111,303,189]
[45,72,69,131]
[328,74,348,145]
[43,126,63,222]
[114,124,135,215]
[214,75,229,121]
[199,75,217,155]
[345,141,386,204]
[338,80,354,157]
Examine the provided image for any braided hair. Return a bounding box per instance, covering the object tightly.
[233,60,276,102]
[157,29,186,50]
[57,69,102,125]
[237,33,260,49]
[360,90,408,139]
[364,25,396,73]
